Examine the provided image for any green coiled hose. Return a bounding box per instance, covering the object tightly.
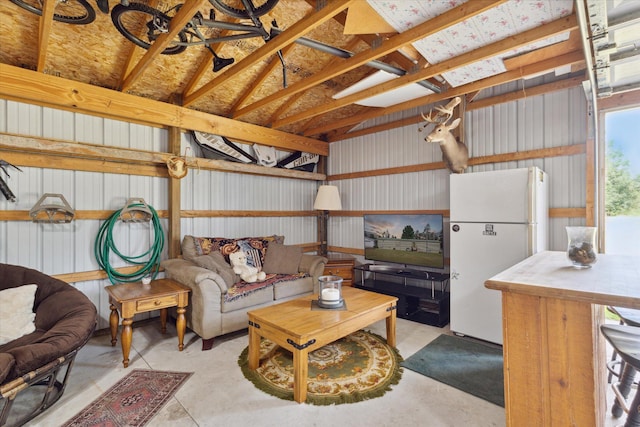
[94,203,165,284]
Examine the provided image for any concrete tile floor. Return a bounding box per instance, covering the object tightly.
[18,317,626,427]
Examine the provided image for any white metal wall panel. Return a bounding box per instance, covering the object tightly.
[0,100,173,327]
[1,78,589,325]
[329,83,588,254]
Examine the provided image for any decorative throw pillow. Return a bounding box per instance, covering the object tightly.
[191,235,284,269]
[0,284,37,345]
[192,252,239,288]
[262,243,303,275]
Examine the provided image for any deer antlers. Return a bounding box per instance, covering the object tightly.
[419,96,461,127]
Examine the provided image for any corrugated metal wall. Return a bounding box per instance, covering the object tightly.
[328,82,589,262]
[0,100,317,328]
[0,79,590,327]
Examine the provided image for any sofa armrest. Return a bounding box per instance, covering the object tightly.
[161,259,228,293]
[160,259,227,340]
[298,255,327,280]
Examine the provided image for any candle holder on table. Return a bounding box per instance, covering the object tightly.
[317,275,344,309]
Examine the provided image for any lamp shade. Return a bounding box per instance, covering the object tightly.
[314,185,342,210]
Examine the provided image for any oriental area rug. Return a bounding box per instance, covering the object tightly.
[238,330,403,405]
[402,334,504,407]
[62,369,192,427]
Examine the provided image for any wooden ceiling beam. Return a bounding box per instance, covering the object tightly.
[36,1,55,72]
[116,0,160,89]
[503,29,582,70]
[181,16,240,98]
[232,0,506,119]
[326,74,585,142]
[271,38,362,126]
[313,50,585,138]
[183,0,357,107]
[229,44,296,115]
[120,0,210,92]
[0,64,328,155]
[467,74,585,111]
[277,13,579,129]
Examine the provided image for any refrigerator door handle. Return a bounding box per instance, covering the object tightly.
[528,224,536,256]
[528,168,535,225]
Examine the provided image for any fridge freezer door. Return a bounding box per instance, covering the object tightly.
[450,222,532,345]
[450,168,536,223]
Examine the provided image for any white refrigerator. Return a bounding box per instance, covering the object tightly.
[449,167,548,344]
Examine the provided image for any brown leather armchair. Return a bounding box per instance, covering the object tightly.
[0,264,97,427]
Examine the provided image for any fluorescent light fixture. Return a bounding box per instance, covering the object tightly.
[333,70,434,108]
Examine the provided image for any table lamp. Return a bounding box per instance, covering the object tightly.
[313,185,342,256]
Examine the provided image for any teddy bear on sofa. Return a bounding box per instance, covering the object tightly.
[229,251,266,283]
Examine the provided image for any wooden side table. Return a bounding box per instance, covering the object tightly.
[105,278,190,368]
[323,253,355,287]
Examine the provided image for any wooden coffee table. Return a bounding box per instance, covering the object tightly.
[105,278,190,368]
[247,286,398,403]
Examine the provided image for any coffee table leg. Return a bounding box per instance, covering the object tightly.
[109,304,119,346]
[386,305,397,347]
[121,318,133,368]
[248,323,260,370]
[293,348,309,403]
[176,306,186,351]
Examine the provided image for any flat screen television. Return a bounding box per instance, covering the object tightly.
[364,214,444,269]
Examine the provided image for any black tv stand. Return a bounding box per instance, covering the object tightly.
[354,264,450,327]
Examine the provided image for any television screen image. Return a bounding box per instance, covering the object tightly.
[364,214,444,269]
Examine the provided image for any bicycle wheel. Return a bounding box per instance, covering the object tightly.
[210,0,279,19]
[111,3,187,55]
[10,0,95,25]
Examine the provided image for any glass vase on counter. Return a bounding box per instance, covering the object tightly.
[566,226,598,268]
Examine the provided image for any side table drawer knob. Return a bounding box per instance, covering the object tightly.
[154,300,161,306]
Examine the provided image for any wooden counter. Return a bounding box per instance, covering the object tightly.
[485,251,640,427]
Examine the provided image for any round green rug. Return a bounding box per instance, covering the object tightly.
[238,330,403,405]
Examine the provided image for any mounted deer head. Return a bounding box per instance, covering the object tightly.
[419,97,468,174]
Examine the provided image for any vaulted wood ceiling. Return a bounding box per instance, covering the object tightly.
[0,0,602,146]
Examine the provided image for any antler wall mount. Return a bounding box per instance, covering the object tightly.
[419,97,469,174]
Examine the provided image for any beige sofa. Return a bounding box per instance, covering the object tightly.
[161,235,326,350]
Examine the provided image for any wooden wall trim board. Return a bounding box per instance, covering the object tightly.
[180,210,317,218]
[0,133,325,181]
[328,206,586,256]
[335,209,450,217]
[328,144,586,181]
[0,210,321,222]
[52,243,321,283]
[0,135,587,222]
[1,207,581,222]
[52,265,147,284]
[0,64,329,156]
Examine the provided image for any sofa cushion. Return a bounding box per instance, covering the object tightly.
[0,284,37,345]
[183,235,284,269]
[224,273,305,302]
[262,243,302,275]
[220,286,273,313]
[273,275,313,300]
[192,252,239,289]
